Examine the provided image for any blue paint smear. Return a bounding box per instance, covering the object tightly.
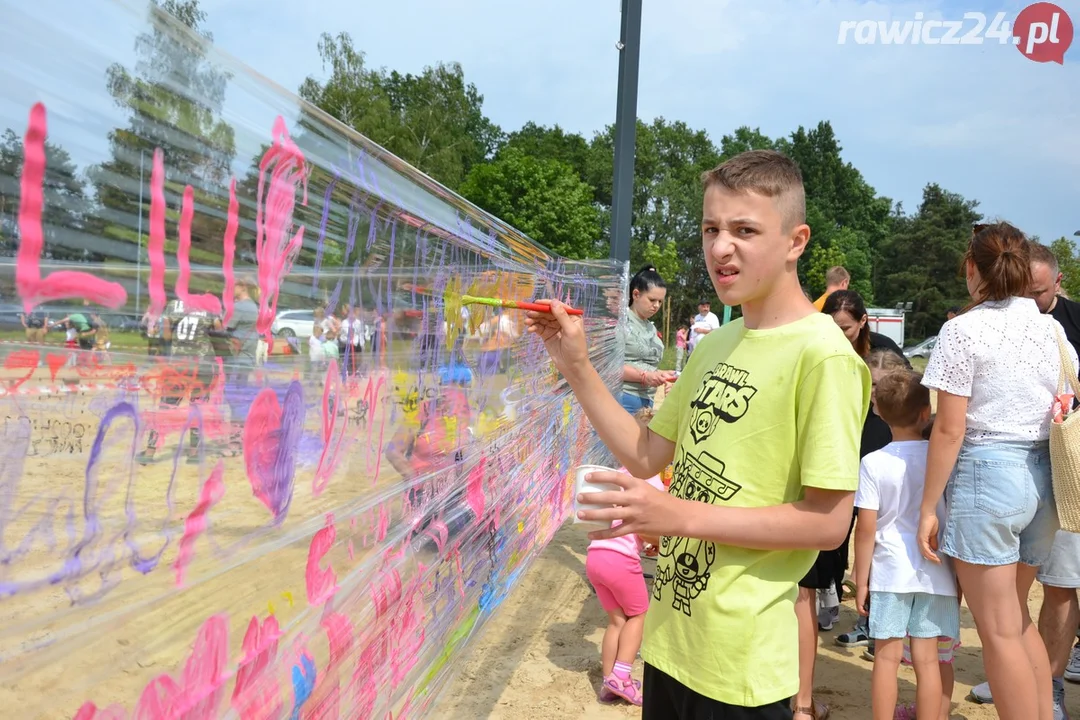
[288,652,317,720]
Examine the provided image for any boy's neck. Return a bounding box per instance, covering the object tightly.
[889,426,924,442]
[740,277,817,330]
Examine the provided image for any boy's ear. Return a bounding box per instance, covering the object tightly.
[788,223,811,261]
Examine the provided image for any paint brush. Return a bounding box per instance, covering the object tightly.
[460,295,584,316]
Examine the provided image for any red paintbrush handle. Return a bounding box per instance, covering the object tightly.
[517,301,584,316]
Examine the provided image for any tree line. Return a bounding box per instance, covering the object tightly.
[0,0,1076,343]
[294,30,1080,341]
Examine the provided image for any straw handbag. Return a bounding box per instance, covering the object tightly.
[1050,325,1080,532]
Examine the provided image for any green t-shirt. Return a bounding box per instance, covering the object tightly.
[645,312,870,706]
[616,311,665,399]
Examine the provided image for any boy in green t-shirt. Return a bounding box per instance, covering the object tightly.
[526,150,870,719]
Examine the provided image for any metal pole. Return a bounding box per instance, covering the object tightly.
[135,150,144,314]
[608,0,642,265]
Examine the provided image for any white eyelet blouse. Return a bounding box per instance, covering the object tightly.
[922,297,1079,444]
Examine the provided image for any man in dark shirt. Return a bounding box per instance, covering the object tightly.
[1031,242,1080,362]
[139,298,220,463]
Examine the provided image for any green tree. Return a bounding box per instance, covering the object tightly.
[1050,236,1080,299]
[717,126,780,161]
[587,118,720,324]
[300,32,502,191]
[786,121,891,299]
[496,122,591,186]
[88,0,236,264]
[806,226,873,300]
[459,147,602,259]
[0,130,94,262]
[874,183,981,339]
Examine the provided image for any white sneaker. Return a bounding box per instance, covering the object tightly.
[969,681,993,704]
[1054,681,1071,720]
[1066,642,1080,683]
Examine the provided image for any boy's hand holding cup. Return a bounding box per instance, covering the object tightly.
[573,465,622,529]
[575,467,685,541]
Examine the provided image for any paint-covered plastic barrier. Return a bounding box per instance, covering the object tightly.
[0,2,625,717]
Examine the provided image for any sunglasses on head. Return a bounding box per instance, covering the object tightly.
[972,223,990,235]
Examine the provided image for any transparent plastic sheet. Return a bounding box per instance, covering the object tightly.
[0,1,627,717]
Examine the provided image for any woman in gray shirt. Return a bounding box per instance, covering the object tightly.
[617,265,676,413]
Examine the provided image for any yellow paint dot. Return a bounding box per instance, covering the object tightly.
[282,591,294,608]
[517,521,524,534]
[268,601,276,616]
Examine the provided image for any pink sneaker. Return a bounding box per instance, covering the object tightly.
[894,703,917,720]
[602,673,643,706]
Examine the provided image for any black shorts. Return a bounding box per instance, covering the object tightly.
[643,664,792,720]
[798,550,840,590]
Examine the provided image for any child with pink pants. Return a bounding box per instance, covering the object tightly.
[585,464,665,707]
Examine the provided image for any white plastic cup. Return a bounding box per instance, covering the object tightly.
[573,464,620,528]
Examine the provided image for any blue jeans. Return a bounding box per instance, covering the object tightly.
[619,393,653,415]
[941,440,1058,567]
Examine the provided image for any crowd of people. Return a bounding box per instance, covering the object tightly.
[526,148,1080,720]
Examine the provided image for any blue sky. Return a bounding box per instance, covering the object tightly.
[192,0,1079,245]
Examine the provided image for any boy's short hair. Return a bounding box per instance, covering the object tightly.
[874,370,930,428]
[825,266,850,286]
[700,150,806,231]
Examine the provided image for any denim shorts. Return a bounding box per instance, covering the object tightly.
[1037,531,1080,588]
[869,591,960,641]
[619,392,653,415]
[941,441,1058,567]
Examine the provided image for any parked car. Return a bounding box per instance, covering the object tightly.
[270,309,316,339]
[903,336,937,359]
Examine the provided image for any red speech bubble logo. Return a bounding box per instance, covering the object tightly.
[1014,2,1073,64]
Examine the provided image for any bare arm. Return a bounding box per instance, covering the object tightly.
[622,365,667,388]
[921,391,967,515]
[562,363,675,478]
[681,486,854,550]
[525,301,675,477]
[582,473,853,550]
[854,508,877,614]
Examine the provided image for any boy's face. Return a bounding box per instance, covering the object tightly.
[701,186,809,309]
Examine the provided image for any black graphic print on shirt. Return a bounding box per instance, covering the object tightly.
[688,363,757,444]
[654,362,755,617]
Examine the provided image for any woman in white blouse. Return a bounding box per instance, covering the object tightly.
[918,223,1079,720]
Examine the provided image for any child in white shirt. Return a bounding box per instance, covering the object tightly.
[854,370,959,720]
[308,325,326,381]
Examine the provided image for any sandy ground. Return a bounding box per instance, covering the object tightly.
[434,524,1077,719]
